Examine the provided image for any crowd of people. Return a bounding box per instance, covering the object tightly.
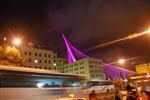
[115,85,150,100]
[88,85,150,100]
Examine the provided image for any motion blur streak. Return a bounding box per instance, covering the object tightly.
[85,28,150,51]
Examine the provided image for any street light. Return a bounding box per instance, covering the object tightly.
[118,59,125,90]
[118,59,125,79]
[118,59,125,64]
[13,38,21,46]
[3,37,7,41]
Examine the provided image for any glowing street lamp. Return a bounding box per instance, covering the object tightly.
[118,59,125,90]
[118,59,125,65]
[13,38,21,46]
[3,37,7,41]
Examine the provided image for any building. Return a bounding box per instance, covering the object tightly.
[20,47,57,70]
[62,58,105,81]
[136,63,150,74]
[51,57,68,72]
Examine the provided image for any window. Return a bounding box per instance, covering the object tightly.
[24,51,27,55]
[49,60,51,64]
[35,53,37,56]
[35,66,37,68]
[39,67,41,69]
[45,54,47,57]
[48,55,51,58]
[45,60,47,63]
[29,58,31,62]
[39,60,41,63]
[34,60,38,63]
[29,52,31,56]
[39,53,41,57]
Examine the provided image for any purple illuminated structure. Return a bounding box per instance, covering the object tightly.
[103,64,135,79]
[62,33,135,79]
[62,33,88,63]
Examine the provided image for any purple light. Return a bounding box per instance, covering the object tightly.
[103,64,135,79]
[62,33,76,62]
[69,42,89,58]
[62,33,135,79]
[62,33,89,63]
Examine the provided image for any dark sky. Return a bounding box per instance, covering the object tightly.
[0,0,150,65]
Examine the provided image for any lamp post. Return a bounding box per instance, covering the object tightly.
[118,59,125,90]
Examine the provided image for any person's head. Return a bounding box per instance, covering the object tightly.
[141,91,146,96]
[92,90,95,94]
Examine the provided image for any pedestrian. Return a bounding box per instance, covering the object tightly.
[115,90,121,100]
[127,91,137,100]
[141,91,149,100]
[89,90,97,100]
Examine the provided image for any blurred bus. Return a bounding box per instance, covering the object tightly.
[0,65,86,100]
[83,81,115,94]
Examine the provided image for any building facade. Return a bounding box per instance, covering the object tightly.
[62,58,105,81]
[20,47,57,70]
[51,57,68,72]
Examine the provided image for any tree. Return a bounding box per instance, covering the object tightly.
[0,45,24,66]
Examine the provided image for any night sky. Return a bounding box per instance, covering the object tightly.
[0,0,150,67]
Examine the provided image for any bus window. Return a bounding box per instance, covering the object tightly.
[63,78,81,87]
[0,71,82,88]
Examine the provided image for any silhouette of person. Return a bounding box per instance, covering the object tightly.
[89,90,97,100]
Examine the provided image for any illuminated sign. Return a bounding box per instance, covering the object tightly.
[136,63,150,74]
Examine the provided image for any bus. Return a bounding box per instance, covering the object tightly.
[83,81,115,94]
[0,65,86,100]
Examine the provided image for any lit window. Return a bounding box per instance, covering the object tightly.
[34,60,38,63]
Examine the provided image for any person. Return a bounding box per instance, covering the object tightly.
[139,85,150,100]
[115,90,121,100]
[141,91,149,100]
[126,91,137,100]
[89,90,97,100]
